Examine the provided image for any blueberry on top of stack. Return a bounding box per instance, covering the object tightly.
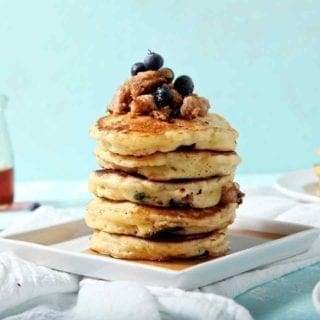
[86,52,244,261]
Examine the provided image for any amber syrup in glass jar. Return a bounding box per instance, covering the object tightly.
[0,168,14,207]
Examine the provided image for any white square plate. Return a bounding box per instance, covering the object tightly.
[0,217,318,289]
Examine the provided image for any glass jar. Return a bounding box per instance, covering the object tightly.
[0,95,14,208]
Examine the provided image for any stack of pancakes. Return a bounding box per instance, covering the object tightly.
[86,113,243,261]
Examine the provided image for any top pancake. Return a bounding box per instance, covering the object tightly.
[90,112,238,156]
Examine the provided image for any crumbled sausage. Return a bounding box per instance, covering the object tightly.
[129,70,168,97]
[180,95,210,119]
[171,89,183,108]
[220,183,245,205]
[151,106,171,121]
[108,70,172,114]
[235,183,245,205]
[167,83,174,89]
[108,69,210,121]
[160,68,174,83]
[130,95,156,116]
[108,81,131,114]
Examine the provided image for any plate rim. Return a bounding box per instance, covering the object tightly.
[275,169,320,203]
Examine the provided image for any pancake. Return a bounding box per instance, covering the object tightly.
[88,170,235,208]
[90,113,238,156]
[89,229,228,260]
[86,197,237,237]
[95,146,241,181]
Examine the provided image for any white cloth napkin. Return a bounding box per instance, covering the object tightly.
[0,253,251,320]
[0,188,320,320]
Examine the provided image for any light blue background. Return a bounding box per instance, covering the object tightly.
[0,0,320,181]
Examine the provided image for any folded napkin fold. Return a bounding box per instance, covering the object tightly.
[0,252,79,318]
[0,187,320,320]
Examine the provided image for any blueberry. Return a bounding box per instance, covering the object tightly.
[154,86,173,107]
[174,75,194,96]
[161,68,174,83]
[131,62,147,76]
[134,192,146,201]
[144,51,164,70]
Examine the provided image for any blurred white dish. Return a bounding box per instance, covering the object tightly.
[275,169,320,203]
[312,281,320,314]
